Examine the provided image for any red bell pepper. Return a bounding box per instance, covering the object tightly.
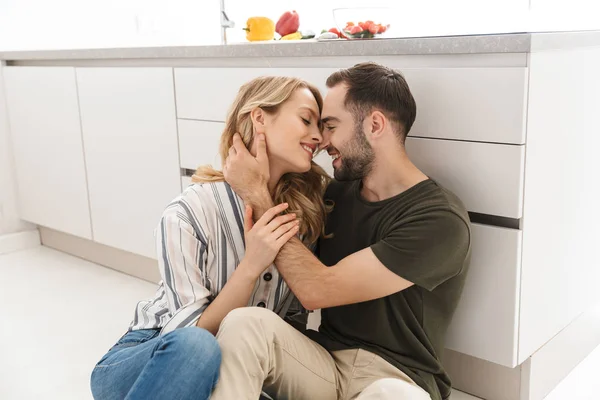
[276,10,300,37]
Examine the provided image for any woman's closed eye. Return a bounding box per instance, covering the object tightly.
[302,117,311,126]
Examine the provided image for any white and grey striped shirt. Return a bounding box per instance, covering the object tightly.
[129,181,298,335]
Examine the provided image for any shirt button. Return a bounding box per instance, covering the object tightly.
[263,272,272,281]
[257,302,266,308]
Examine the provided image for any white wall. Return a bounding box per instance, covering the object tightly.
[0,0,221,51]
[529,0,600,31]
[0,64,34,235]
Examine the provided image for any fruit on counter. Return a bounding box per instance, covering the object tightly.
[281,31,302,40]
[349,26,363,35]
[328,28,341,38]
[343,20,389,39]
[275,10,300,36]
[244,17,276,41]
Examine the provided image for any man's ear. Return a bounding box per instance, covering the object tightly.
[250,108,267,134]
[367,111,386,139]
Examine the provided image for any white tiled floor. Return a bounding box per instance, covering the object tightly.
[1,246,598,400]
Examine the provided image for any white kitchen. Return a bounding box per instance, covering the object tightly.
[1,1,599,399]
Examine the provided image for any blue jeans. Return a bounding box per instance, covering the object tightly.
[90,327,221,400]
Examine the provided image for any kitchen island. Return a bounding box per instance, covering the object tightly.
[2,31,599,400]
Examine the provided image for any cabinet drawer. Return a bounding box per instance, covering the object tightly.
[406,138,525,218]
[178,119,224,170]
[403,67,527,144]
[445,223,522,367]
[174,68,333,122]
[175,68,270,121]
[175,67,527,144]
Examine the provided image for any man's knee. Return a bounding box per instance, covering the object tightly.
[219,307,281,335]
[358,378,431,400]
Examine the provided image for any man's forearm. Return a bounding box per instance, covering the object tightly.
[246,190,328,310]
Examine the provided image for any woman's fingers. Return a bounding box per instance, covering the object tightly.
[254,203,289,228]
[271,219,300,240]
[275,224,300,247]
[265,213,296,233]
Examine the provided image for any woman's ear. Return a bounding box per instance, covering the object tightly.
[250,107,267,134]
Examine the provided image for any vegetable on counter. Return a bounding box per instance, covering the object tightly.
[318,31,339,40]
[342,20,388,39]
[301,30,316,39]
[328,28,341,37]
[276,10,300,36]
[244,17,276,41]
[281,31,302,41]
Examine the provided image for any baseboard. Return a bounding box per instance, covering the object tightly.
[0,229,40,255]
[524,301,600,400]
[443,302,600,400]
[39,227,160,283]
[443,348,523,400]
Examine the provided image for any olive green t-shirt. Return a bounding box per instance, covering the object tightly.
[307,179,471,400]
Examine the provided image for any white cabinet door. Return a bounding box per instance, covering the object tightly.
[445,223,522,367]
[76,68,180,259]
[3,67,92,239]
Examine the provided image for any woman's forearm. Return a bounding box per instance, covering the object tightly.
[196,263,258,335]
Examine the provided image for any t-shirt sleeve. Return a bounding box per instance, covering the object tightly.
[370,210,470,291]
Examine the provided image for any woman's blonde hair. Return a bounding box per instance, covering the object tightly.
[192,76,331,245]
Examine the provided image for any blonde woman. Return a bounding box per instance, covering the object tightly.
[90,76,330,400]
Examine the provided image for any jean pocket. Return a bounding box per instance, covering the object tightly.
[116,329,160,346]
[95,329,159,367]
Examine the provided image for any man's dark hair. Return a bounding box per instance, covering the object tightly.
[326,62,417,144]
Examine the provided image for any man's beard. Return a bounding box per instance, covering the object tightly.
[333,123,375,181]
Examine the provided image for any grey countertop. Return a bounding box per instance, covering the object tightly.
[1,31,598,61]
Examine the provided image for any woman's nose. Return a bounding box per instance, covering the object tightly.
[310,128,323,143]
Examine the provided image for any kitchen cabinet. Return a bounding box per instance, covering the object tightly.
[178,119,223,171]
[405,137,525,219]
[76,68,180,259]
[3,67,92,239]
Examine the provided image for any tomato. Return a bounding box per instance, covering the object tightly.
[328,28,340,37]
[378,24,387,33]
[369,24,379,35]
[349,25,363,35]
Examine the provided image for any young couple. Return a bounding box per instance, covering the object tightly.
[90,62,471,400]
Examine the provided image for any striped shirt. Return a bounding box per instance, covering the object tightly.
[129,181,300,335]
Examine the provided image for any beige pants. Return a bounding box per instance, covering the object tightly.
[210,307,432,400]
